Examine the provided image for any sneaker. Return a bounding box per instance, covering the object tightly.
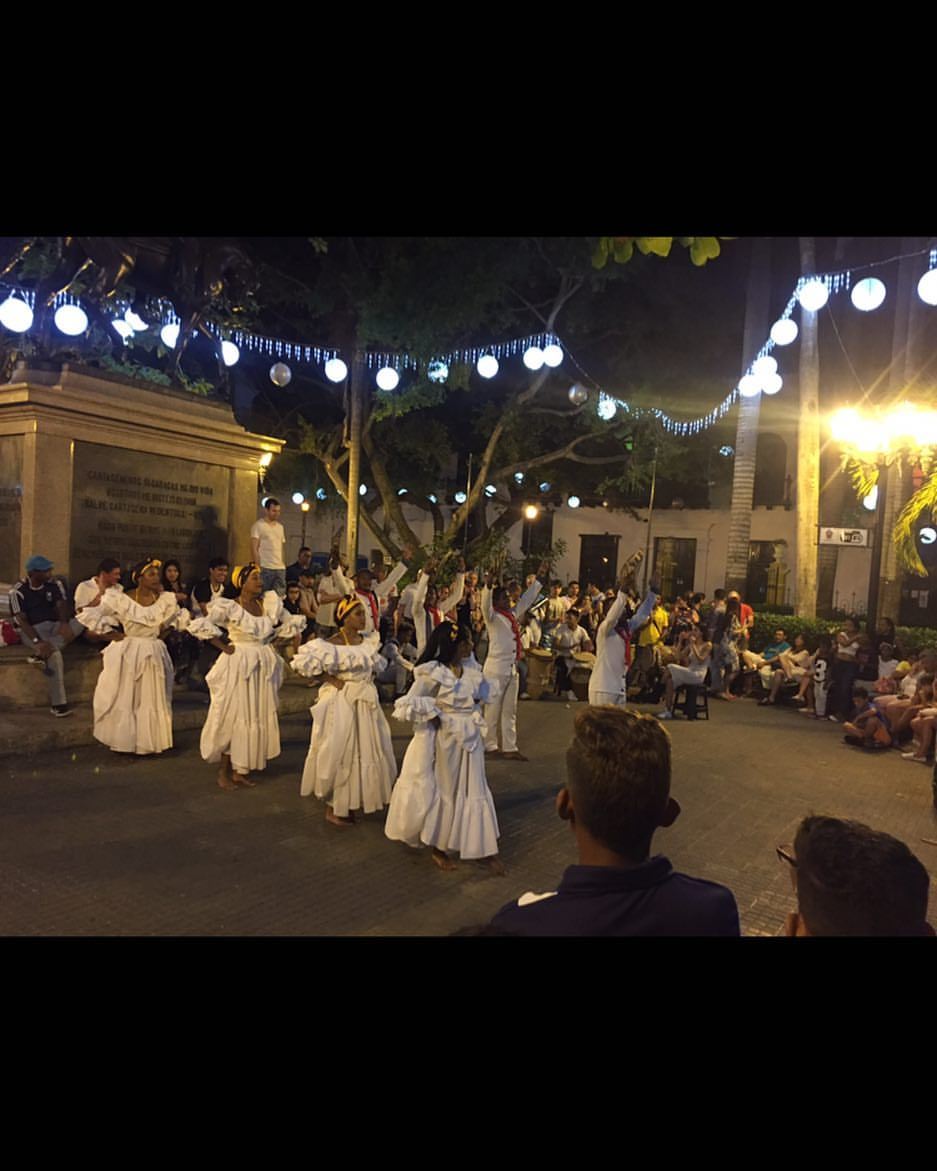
[519,692,531,700]
[51,704,72,718]
[656,710,672,720]
[565,690,578,702]
[828,715,841,722]
[27,655,44,665]
[903,755,929,764]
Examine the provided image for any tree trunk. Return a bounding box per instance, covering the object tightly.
[878,237,926,625]
[725,237,771,595]
[344,351,366,568]
[794,237,821,618]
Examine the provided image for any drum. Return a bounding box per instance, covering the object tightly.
[569,651,595,702]
[525,647,555,699]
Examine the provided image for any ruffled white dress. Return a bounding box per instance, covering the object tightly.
[292,633,396,817]
[188,591,305,775]
[385,660,500,860]
[82,587,191,755]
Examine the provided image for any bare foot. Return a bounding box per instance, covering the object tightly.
[325,807,355,827]
[217,768,237,790]
[481,856,506,876]
[233,772,257,788]
[500,751,528,761]
[484,750,503,759]
[431,848,457,871]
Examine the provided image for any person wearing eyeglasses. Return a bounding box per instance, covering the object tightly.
[777,816,933,936]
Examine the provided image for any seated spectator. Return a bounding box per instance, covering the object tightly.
[842,686,892,749]
[657,625,712,719]
[876,667,935,745]
[281,582,305,659]
[553,608,594,701]
[161,559,195,683]
[377,623,418,698]
[74,557,124,614]
[742,627,791,672]
[9,555,86,718]
[488,706,741,937]
[904,701,937,764]
[285,545,314,583]
[297,569,318,639]
[760,633,810,705]
[780,816,933,936]
[191,557,237,616]
[874,643,900,688]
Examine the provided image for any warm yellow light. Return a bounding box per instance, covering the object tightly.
[829,405,937,456]
[301,501,311,513]
[259,452,274,468]
[524,504,539,521]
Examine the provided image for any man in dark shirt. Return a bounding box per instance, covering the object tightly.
[9,555,86,717]
[189,557,236,690]
[489,706,740,936]
[286,546,314,583]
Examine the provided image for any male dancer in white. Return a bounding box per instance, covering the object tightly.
[588,552,661,707]
[411,556,466,656]
[335,545,413,636]
[481,560,548,761]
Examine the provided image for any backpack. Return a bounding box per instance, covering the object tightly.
[1,620,21,646]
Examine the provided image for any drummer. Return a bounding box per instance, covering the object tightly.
[553,608,594,701]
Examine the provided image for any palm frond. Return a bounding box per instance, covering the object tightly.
[841,455,879,503]
[893,469,937,576]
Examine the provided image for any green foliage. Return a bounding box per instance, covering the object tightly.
[893,468,937,577]
[98,353,173,387]
[592,237,730,270]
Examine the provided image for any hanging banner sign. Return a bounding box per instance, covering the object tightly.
[818,526,870,547]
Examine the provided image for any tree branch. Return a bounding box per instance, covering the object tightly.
[491,432,626,482]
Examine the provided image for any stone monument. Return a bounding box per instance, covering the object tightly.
[0,362,282,592]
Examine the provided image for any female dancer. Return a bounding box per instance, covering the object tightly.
[713,596,743,700]
[82,558,191,754]
[291,595,397,826]
[189,563,306,789]
[385,620,503,872]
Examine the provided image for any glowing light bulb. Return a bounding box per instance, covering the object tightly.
[738,374,761,398]
[522,346,544,370]
[917,269,937,306]
[524,504,539,520]
[376,366,399,391]
[325,358,348,382]
[476,354,499,379]
[770,318,798,346]
[160,323,180,348]
[543,343,563,367]
[427,360,448,383]
[291,492,305,505]
[454,490,467,504]
[798,279,829,311]
[54,304,88,336]
[567,495,581,509]
[0,295,33,333]
[851,277,886,312]
[221,340,239,367]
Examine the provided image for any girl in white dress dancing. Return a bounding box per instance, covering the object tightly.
[189,563,306,788]
[385,619,504,873]
[82,558,191,755]
[291,595,397,826]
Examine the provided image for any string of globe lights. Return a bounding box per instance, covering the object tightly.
[561,245,937,438]
[3,246,937,425]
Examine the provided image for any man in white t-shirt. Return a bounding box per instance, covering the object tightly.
[74,557,124,616]
[553,608,594,700]
[250,497,287,597]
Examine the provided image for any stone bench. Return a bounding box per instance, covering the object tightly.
[0,642,106,709]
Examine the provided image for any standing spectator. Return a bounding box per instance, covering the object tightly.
[703,588,727,643]
[712,596,743,700]
[481,561,547,761]
[250,497,287,597]
[9,555,85,717]
[285,545,313,583]
[874,617,901,661]
[827,615,862,721]
[542,582,568,648]
[796,633,834,717]
[488,707,740,936]
[633,592,668,695]
[316,550,346,638]
[726,590,754,652]
[780,816,933,937]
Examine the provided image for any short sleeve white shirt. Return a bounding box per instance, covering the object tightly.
[250,519,286,569]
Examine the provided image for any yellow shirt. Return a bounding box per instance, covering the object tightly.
[637,605,669,648]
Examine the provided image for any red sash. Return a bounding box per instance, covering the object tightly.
[494,605,523,662]
[616,624,633,668]
[426,605,442,628]
[357,588,380,630]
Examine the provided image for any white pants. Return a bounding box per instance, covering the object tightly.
[589,689,626,707]
[483,670,519,752]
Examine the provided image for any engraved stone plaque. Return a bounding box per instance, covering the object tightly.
[70,442,230,581]
[0,436,24,581]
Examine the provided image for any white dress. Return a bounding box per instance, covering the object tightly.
[385,660,500,860]
[188,591,305,775]
[82,587,191,755]
[292,633,396,817]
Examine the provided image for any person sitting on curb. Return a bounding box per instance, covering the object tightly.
[760,633,810,705]
[779,816,933,937]
[9,555,87,718]
[742,627,790,674]
[842,686,892,750]
[487,706,740,936]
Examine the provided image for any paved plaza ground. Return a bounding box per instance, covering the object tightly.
[1,694,935,937]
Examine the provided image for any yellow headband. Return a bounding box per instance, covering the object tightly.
[336,594,363,624]
[232,563,259,590]
[132,558,162,583]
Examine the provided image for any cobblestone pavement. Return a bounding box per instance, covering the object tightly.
[1,695,935,936]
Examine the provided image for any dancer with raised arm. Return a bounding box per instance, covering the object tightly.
[81,558,191,755]
[385,619,503,873]
[588,552,660,708]
[411,556,466,657]
[189,563,306,789]
[292,595,397,826]
[481,559,547,761]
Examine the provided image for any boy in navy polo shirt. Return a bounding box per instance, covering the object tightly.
[489,706,740,936]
